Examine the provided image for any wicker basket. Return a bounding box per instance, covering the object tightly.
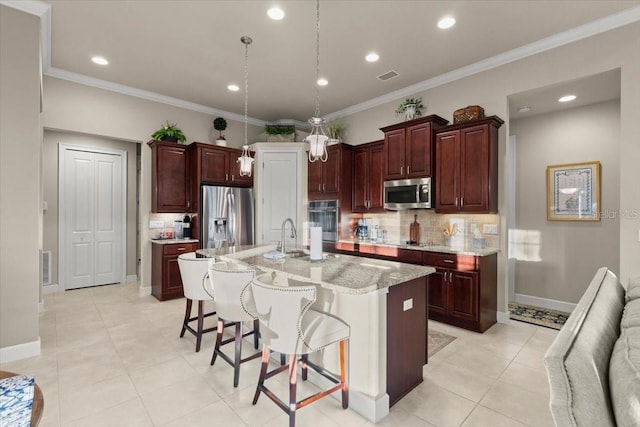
[453,105,485,124]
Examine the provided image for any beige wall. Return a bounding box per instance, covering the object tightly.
[341,23,640,311]
[42,130,139,285]
[511,100,621,303]
[0,6,41,354]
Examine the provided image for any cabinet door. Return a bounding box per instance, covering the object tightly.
[352,148,369,212]
[384,128,406,180]
[368,143,385,211]
[459,124,489,211]
[405,122,432,178]
[323,146,341,193]
[427,268,447,315]
[201,147,229,184]
[449,270,479,322]
[308,159,323,197]
[435,131,460,212]
[164,255,185,298]
[154,144,189,212]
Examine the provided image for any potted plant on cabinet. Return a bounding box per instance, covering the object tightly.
[326,120,346,145]
[395,97,425,121]
[213,117,227,146]
[265,124,295,142]
[151,121,187,143]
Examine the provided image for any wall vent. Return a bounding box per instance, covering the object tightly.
[42,250,52,285]
[377,70,399,81]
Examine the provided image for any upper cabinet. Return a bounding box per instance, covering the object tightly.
[380,115,448,181]
[434,116,504,213]
[308,144,353,204]
[353,140,385,213]
[148,140,191,213]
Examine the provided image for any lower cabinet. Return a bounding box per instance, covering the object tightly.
[387,276,428,407]
[151,242,197,301]
[424,252,497,332]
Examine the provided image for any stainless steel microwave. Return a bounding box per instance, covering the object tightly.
[384,177,432,210]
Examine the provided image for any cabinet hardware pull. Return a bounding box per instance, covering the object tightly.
[400,166,404,175]
[323,183,325,191]
[177,248,187,251]
[444,259,454,264]
[461,197,464,207]
[455,197,459,207]
[407,166,410,174]
[226,173,228,181]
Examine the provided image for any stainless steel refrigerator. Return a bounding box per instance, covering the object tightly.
[200,186,255,249]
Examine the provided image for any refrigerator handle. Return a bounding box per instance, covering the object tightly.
[227,192,236,246]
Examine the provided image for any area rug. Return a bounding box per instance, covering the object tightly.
[428,330,456,358]
[509,302,570,330]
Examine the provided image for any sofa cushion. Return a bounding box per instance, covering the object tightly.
[626,276,640,303]
[621,299,640,329]
[609,326,640,426]
[544,267,624,427]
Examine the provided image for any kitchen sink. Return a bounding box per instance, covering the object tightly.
[284,250,309,259]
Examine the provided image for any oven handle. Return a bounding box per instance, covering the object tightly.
[308,208,338,213]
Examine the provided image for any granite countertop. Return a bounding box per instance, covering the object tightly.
[337,239,500,257]
[150,238,199,245]
[197,245,434,295]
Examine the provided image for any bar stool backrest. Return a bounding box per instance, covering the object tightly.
[207,262,256,321]
[177,252,213,301]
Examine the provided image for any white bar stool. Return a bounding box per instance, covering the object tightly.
[250,273,350,427]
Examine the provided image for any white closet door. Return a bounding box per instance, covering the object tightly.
[62,148,123,289]
[261,151,299,244]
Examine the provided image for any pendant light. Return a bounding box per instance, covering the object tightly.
[304,0,328,163]
[237,35,254,177]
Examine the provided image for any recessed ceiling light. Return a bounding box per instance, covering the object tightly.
[317,78,328,86]
[227,84,240,92]
[365,52,379,62]
[437,16,456,29]
[558,95,577,103]
[91,56,108,65]
[267,7,285,20]
[517,106,532,113]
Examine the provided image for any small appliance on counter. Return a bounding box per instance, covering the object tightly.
[356,218,369,239]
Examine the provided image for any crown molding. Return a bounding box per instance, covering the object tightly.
[325,5,640,121]
[0,0,49,16]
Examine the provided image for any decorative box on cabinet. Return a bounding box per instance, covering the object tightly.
[380,115,448,181]
[353,140,385,213]
[148,140,191,213]
[434,116,503,213]
[151,241,197,301]
[308,144,353,203]
[423,252,497,332]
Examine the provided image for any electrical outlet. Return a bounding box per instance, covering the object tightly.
[483,224,498,235]
[149,220,164,229]
[403,298,413,311]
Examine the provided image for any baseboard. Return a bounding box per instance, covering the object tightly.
[126,274,138,283]
[496,311,510,323]
[139,285,151,297]
[514,293,576,313]
[0,338,41,364]
[42,283,59,294]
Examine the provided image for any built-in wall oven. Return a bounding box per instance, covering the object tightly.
[308,200,339,242]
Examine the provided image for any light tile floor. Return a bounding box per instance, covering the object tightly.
[1,282,558,426]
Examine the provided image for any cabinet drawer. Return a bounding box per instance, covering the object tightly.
[397,248,423,265]
[423,252,478,271]
[163,243,196,256]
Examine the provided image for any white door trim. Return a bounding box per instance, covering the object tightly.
[58,143,127,290]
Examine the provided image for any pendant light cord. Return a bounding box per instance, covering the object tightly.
[241,36,252,147]
[314,0,321,119]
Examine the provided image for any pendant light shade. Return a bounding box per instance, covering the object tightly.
[237,35,254,177]
[304,0,328,163]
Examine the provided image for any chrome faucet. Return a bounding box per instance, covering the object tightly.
[279,218,297,254]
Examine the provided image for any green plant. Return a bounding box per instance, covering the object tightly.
[326,120,346,140]
[213,117,227,139]
[395,97,425,117]
[151,121,186,143]
[265,124,295,135]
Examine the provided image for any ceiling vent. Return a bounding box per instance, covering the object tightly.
[377,70,399,81]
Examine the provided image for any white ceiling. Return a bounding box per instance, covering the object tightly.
[13,1,640,123]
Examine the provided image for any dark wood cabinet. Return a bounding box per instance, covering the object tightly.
[308,144,353,201]
[148,140,191,213]
[387,276,428,406]
[353,140,384,213]
[434,116,503,213]
[151,242,197,301]
[380,115,448,180]
[423,252,497,332]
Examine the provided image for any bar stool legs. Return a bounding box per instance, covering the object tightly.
[210,318,261,387]
[180,299,217,352]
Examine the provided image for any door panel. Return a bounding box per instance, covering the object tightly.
[384,129,405,180]
[262,152,298,244]
[435,132,459,212]
[406,123,431,178]
[427,268,447,314]
[369,143,385,211]
[352,148,368,212]
[449,271,478,321]
[94,153,122,285]
[460,125,489,211]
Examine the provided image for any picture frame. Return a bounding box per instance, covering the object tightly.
[547,161,601,221]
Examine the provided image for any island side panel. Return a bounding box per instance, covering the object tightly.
[386,276,428,406]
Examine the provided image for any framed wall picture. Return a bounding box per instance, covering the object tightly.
[547,161,601,221]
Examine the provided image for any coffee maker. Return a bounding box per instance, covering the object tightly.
[356,218,370,239]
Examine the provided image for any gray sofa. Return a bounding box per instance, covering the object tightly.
[544,267,640,427]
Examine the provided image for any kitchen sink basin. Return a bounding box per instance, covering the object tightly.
[284,250,309,259]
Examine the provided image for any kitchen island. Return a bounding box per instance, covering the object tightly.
[198,244,435,423]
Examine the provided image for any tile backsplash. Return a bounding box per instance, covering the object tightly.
[351,211,500,249]
[149,213,193,239]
